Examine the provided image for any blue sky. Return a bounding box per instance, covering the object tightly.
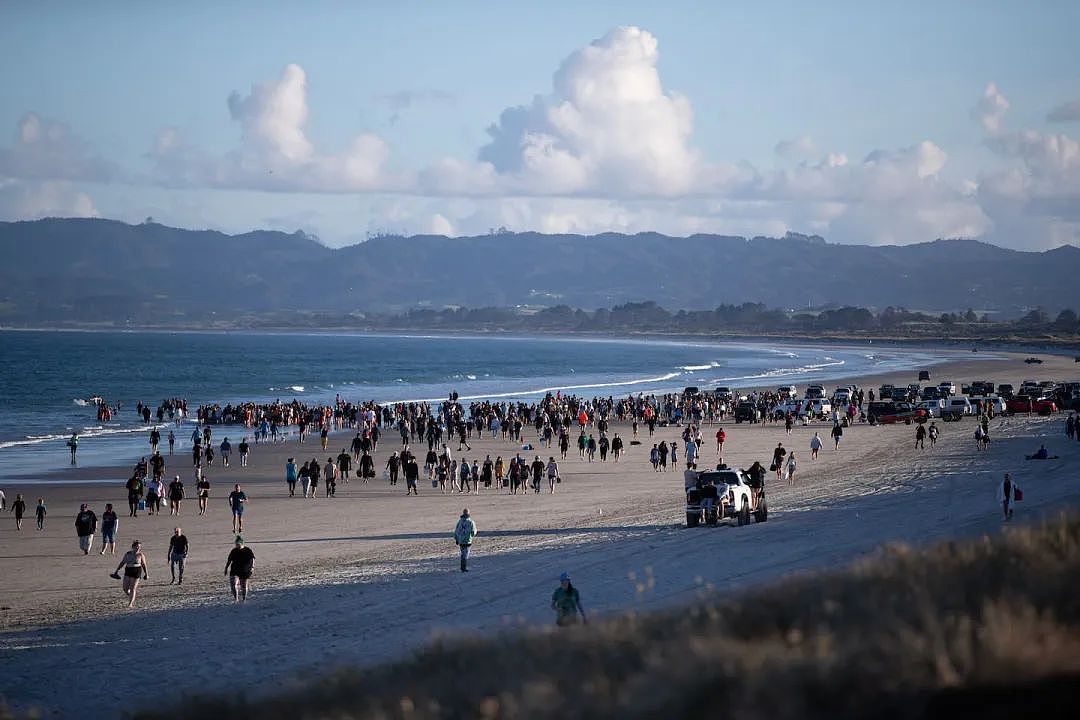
[1,1,1078,248]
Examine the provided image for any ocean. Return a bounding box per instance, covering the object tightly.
[0,330,964,481]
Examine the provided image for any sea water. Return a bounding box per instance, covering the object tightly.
[0,330,966,480]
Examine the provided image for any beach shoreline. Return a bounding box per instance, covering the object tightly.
[1,350,1078,718]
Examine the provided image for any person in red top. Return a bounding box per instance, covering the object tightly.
[715,427,726,456]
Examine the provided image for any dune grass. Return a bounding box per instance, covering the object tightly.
[139,514,1080,719]
[18,514,1080,720]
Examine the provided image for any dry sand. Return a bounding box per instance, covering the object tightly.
[1,349,1078,717]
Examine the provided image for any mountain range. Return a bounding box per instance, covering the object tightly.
[1,218,1078,325]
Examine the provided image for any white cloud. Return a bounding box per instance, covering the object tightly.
[473,26,700,196]
[0,113,117,182]
[973,83,1080,248]
[0,178,99,220]
[973,82,1010,135]
[153,64,398,193]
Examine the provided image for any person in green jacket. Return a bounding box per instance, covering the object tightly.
[453,508,477,572]
[551,572,587,626]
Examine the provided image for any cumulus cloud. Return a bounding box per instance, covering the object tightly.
[973,82,1010,135]
[0,178,99,220]
[471,26,699,196]
[153,63,398,193]
[0,113,117,182]
[975,84,1080,247]
[1047,100,1080,123]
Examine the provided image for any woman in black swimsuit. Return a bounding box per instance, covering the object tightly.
[113,540,148,608]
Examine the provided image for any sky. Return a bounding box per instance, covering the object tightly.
[1,0,1078,249]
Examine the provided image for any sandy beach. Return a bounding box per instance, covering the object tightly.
[1,349,1078,717]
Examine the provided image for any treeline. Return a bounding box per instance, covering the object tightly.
[359,301,1080,337]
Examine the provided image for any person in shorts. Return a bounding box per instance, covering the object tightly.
[100,503,119,555]
[113,540,148,609]
[224,535,255,603]
[228,484,247,533]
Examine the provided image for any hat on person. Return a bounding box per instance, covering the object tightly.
[461,508,470,516]
[234,535,244,544]
[559,572,571,582]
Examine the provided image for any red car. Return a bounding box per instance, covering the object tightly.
[1006,396,1057,414]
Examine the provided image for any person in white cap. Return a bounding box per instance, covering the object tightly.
[551,572,587,626]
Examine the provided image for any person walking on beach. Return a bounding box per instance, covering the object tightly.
[308,457,321,499]
[224,535,255,603]
[771,443,787,481]
[547,456,560,493]
[75,503,97,554]
[928,422,939,448]
[228,484,247,533]
[168,430,175,455]
[551,572,587,626]
[219,438,231,468]
[100,503,118,555]
[34,497,47,531]
[284,458,297,497]
[10,494,26,530]
[238,437,249,467]
[831,422,843,450]
[716,427,726,456]
[324,457,338,497]
[168,527,189,585]
[915,423,927,450]
[168,475,185,516]
[125,473,143,517]
[785,452,798,486]
[611,433,623,462]
[809,432,822,459]
[113,540,148,609]
[999,472,1022,521]
[453,508,477,572]
[196,474,210,515]
[404,455,420,495]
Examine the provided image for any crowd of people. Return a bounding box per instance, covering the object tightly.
[5,384,1075,616]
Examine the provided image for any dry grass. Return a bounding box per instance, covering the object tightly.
[26,514,1080,720]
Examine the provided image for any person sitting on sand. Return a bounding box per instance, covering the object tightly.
[1025,444,1058,460]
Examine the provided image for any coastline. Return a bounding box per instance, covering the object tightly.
[3,323,1079,352]
[1,351,1078,717]
[3,347,1055,487]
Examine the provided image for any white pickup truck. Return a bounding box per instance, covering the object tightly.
[685,468,767,527]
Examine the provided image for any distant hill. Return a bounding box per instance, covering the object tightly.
[1,218,1077,324]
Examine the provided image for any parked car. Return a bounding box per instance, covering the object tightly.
[921,386,942,400]
[777,385,797,399]
[1025,357,1043,364]
[804,384,825,400]
[918,369,931,381]
[937,381,957,396]
[868,401,925,424]
[878,384,895,401]
[997,383,1015,399]
[733,401,757,423]
[833,387,852,404]
[714,386,734,402]
[685,468,767,527]
[942,396,974,421]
